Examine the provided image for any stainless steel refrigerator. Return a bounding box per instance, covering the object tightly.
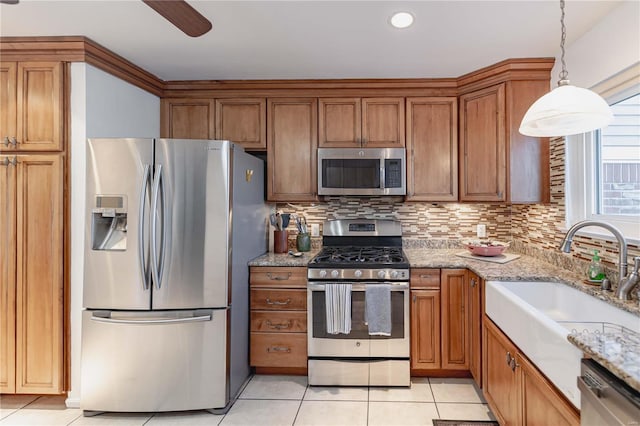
[80,139,267,415]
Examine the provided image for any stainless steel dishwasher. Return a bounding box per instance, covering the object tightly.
[578,359,640,425]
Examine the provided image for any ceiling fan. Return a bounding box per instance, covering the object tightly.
[0,0,213,37]
[142,0,212,37]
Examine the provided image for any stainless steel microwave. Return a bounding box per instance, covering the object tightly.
[317,148,406,196]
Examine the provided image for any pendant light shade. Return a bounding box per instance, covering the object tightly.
[519,83,614,137]
[519,0,614,137]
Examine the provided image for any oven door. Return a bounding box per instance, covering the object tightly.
[307,282,409,358]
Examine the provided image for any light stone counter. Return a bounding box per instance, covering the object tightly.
[248,249,320,268]
[248,247,640,391]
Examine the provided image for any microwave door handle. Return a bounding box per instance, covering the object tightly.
[380,163,385,190]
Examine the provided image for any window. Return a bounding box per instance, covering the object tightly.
[565,64,640,242]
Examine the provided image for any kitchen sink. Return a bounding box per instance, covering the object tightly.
[485,280,640,408]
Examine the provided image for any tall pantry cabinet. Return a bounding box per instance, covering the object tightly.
[0,61,65,394]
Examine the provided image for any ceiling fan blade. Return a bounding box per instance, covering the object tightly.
[142,0,212,37]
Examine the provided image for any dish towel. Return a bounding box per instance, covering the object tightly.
[325,283,352,334]
[365,284,392,336]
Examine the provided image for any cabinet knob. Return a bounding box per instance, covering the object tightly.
[2,137,8,147]
[10,137,17,147]
[1,157,9,166]
[506,351,513,365]
[470,278,477,287]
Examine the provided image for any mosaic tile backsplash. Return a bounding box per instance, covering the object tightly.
[275,137,639,297]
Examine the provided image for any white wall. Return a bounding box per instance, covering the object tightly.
[551,1,640,89]
[67,63,159,408]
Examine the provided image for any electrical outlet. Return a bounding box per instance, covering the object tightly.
[311,223,320,237]
[476,224,487,238]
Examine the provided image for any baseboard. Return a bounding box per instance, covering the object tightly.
[65,396,80,408]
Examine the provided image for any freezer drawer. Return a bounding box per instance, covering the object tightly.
[81,309,228,413]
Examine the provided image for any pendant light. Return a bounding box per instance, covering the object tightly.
[519,0,613,137]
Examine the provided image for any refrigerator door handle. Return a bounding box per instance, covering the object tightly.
[90,313,212,325]
[138,164,151,290]
[150,164,165,290]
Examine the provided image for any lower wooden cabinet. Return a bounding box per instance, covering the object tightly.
[441,269,469,370]
[249,266,307,371]
[483,316,579,426]
[411,268,479,375]
[0,154,64,394]
[468,271,482,386]
[410,290,441,370]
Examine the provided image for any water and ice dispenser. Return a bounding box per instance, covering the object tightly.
[91,195,128,251]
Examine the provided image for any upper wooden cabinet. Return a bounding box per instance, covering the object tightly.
[459,84,506,202]
[406,97,458,201]
[1,154,64,394]
[215,98,266,150]
[267,98,318,202]
[160,98,215,139]
[0,62,63,152]
[318,97,405,147]
[459,80,550,203]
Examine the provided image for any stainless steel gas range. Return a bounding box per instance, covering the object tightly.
[306,219,410,387]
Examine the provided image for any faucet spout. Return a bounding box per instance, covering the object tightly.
[559,220,630,299]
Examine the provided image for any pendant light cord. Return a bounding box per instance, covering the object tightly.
[558,0,569,85]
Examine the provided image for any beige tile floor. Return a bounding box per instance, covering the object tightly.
[0,376,494,426]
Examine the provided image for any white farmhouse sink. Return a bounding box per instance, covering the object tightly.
[485,280,640,408]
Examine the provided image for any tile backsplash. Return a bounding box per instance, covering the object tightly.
[276,137,639,292]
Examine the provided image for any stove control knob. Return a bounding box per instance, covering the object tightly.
[331,270,339,278]
[319,270,327,278]
[377,270,386,279]
[390,271,399,279]
[354,270,362,278]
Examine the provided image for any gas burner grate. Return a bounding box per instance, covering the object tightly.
[311,246,405,265]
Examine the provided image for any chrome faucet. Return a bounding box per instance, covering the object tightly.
[559,220,637,300]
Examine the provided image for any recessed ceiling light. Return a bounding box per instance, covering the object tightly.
[390,12,414,29]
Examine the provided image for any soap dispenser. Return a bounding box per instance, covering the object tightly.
[587,250,606,282]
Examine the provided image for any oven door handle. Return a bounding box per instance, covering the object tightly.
[307,282,409,291]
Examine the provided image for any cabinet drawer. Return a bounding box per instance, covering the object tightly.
[250,289,306,311]
[410,269,441,289]
[251,311,307,333]
[250,333,307,368]
[250,267,307,288]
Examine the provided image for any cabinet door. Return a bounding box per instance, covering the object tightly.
[215,98,266,150]
[362,98,405,147]
[0,62,17,152]
[16,62,63,152]
[459,84,506,201]
[160,98,215,139]
[410,290,441,370]
[441,269,468,370]
[0,156,16,393]
[519,352,579,426]
[318,98,361,147]
[483,317,519,425]
[267,98,318,202]
[468,271,482,387]
[15,155,63,394]
[406,97,458,201]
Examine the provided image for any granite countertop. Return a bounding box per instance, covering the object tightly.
[248,247,640,390]
[568,325,640,392]
[248,249,320,267]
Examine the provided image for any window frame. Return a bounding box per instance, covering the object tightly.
[565,63,640,244]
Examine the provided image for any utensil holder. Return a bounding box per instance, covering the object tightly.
[274,230,288,253]
[296,233,311,252]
